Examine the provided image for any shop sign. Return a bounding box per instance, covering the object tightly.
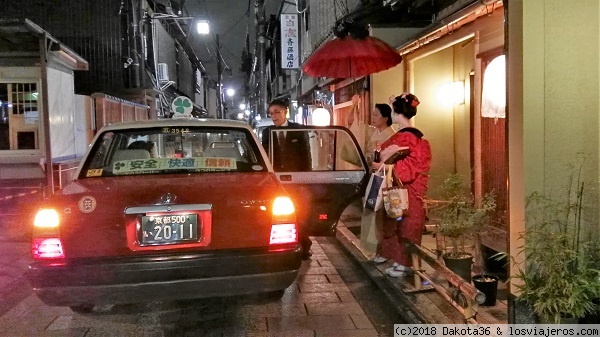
[280,14,299,69]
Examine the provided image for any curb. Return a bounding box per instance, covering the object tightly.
[0,189,40,202]
[336,225,431,324]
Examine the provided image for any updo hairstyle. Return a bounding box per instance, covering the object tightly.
[391,93,420,119]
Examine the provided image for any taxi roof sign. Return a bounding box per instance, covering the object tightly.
[171,96,193,117]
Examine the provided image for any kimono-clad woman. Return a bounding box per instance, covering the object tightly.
[372,93,432,277]
[358,103,396,256]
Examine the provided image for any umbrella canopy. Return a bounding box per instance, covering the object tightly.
[302,35,403,79]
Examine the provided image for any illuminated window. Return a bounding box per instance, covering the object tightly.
[0,82,40,150]
[481,55,506,118]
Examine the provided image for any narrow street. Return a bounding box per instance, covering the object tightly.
[0,236,403,336]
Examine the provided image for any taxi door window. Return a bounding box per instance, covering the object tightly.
[268,129,364,172]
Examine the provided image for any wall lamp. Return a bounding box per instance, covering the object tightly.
[438,80,465,106]
[311,107,330,126]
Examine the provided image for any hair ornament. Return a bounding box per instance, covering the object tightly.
[411,97,420,108]
[400,92,410,102]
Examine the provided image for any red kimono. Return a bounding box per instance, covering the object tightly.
[378,127,431,267]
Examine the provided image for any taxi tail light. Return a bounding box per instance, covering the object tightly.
[32,238,65,260]
[32,208,65,262]
[270,196,297,244]
[272,196,295,216]
[34,208,60,228]
[269,224,298,244]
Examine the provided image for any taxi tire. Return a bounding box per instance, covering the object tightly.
[70,304,94,314]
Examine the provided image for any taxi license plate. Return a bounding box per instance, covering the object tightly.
[140,214,199,245]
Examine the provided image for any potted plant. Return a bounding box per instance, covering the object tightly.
[432,174,496,283]
[472,274,499,306]
[514,188,600,323]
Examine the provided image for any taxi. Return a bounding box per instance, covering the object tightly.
[26,118,368,313]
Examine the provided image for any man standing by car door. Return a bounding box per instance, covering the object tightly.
[262,99,313,259]
[262,99,312,172]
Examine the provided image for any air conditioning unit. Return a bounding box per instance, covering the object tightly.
[157,63,169,83]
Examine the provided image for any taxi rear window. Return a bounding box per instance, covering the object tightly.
[80,126,267,178]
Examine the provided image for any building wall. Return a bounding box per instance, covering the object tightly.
[370,63,404,113]
[453,41,475,181]
[73,94,94,155]
[521,1,600,229]
[156,22,177,85]
[5,0,124,95]
[308,0,362,51]
[413,48,457,197]
[177,48,194,98]
[506,0,600,320]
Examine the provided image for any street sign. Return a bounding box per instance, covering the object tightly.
[171,96,193,117]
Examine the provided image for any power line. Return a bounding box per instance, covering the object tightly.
[220,11,249,38]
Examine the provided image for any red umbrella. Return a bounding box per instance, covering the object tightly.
[302,35,403,79]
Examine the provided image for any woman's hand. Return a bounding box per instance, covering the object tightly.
[372,161,383,171]
[348,95,361,127]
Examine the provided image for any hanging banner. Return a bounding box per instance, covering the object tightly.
[280,14,299,69]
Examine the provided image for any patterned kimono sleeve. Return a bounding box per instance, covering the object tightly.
[381,132,430,184]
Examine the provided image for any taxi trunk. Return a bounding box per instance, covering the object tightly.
[40,172,289,259]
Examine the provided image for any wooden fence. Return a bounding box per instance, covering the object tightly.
[91,93,151,132]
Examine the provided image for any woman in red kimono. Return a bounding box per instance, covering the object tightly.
[373,93,432,277]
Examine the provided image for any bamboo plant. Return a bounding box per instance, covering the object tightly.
[434,174,496,258]
[514,180,600,323]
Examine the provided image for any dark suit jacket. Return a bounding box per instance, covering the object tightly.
[262,122,312,171]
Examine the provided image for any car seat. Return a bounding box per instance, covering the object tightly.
[203,142,244,161]
[112,149,151,162]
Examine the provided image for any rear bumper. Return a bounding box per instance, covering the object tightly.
[27,245,301,307]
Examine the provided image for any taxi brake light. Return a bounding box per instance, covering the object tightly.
[34,209,60,228]
[269,224,297,244]
[32,238,65,259]
[272,197,295,216]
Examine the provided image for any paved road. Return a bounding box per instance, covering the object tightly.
[0,237,404,336]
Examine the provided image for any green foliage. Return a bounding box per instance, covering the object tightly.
[514,187,600,323]
[433,174,496,258]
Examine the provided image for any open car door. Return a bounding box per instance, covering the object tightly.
[265,126,368,236]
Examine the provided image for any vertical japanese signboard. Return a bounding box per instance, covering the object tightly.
[280,14,299,69]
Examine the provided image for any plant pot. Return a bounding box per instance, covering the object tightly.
[538,312,579,324]
[579,299,600,323]
[473,274,498,306]
[443,253,473,283]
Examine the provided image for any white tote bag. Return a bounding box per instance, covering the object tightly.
[363,165,387,211]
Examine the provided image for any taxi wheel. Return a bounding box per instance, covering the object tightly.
[70,304,94,314]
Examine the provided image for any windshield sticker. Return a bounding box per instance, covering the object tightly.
[113,157,237,174]
[86,169,103,177]
[78,196,97,213]
[102,132,114,140]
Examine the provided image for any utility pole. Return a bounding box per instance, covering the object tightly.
[255,0,267,117]
[216,33,223,119]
